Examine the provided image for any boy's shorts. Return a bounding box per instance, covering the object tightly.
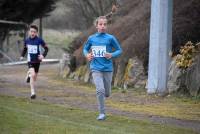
[28,62,40,73]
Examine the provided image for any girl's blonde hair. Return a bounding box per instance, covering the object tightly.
[94,16,107,26]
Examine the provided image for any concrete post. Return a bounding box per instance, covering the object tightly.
[147,0,173,95]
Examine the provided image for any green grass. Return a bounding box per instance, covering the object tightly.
[42,74,200,121]
[27,71,200,122]
[40,29,79,58]
[0,95,196,134]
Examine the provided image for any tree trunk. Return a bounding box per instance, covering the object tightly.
[113,59,127,87]
[39,17,43,38]
[0,30,7,50]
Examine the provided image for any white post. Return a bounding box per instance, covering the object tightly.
[147,0,173,95]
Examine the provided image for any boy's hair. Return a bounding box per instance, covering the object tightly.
[94,16,107,26]
[29,24,38,32]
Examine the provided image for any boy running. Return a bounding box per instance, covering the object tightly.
[20,24,48,99]
[83,16,122,120]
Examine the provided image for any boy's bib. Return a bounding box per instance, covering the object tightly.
[92,46,106,57]
[28,45,38,54]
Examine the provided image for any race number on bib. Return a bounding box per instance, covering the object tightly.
[91,46,106,57]
[28,45,38,54]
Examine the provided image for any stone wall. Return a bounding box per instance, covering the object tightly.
[59,54,147,89]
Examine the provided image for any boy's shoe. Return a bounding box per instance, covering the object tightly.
[30,94,36,99]
[97,114,106,120]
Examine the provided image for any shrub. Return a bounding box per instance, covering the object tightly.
[176,41,200,69]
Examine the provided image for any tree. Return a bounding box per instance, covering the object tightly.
[0,0,57,51]
[63,0,117,29]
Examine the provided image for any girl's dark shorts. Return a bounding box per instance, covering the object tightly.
[28,62,40,73]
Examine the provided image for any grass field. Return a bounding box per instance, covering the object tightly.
[0,95,197,134]
[42,29,79,59]
[43,29,79,50]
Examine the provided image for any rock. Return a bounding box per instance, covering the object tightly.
[167,57,183,93]
[60,56,147,90]
[185,55,200,96]
[61,67,71,78]
[69,72,76,79]
[84,67,91,83]
[73,65,87,81]
[59,53,71,78]
[168,54,200,96]
[123,57,147,89]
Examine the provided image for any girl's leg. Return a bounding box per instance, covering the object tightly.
[103,72,113,97]
[92,71,105,114]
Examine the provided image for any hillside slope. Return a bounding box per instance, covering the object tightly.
[67,0,200,87]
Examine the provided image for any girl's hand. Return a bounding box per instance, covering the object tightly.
[105,53,112,59]
[86,52,94,61]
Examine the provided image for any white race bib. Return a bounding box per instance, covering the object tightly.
[91,46,106,57]
[28,45,38,54]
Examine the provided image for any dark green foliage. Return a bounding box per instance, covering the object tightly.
[0,0,56,23]
[0,0,57,50]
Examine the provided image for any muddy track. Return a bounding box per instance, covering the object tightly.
[0,64,200,133]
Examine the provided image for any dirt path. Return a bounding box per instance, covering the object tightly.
[0,64,200,133]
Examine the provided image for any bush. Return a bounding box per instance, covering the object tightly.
[176,41,200,69]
